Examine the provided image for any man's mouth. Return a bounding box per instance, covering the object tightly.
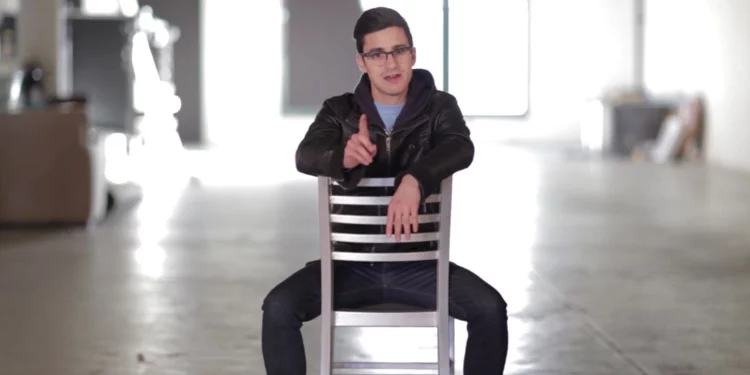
[384,74,402,83]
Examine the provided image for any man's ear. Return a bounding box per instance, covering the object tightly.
[411,47,417,66]
[356,54,367,73]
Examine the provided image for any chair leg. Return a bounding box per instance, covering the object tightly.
[320,259,334,374]
[319,176,334,375]
[438,314,452,374]
[449,317,455,373]
[320,320,332,375]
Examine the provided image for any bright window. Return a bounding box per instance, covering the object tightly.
[448,0,529,116]
[360,0,529,116]
[81,0,121,14]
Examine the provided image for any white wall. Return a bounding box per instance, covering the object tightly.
[17,0,70,95]
[644,0,750,171]
[201,0,640,148]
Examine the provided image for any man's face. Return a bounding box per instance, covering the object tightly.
[356,26,416,100]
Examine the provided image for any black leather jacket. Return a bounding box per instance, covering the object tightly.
[295,69,474,254]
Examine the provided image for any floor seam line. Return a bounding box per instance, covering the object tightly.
[529,268,654,375]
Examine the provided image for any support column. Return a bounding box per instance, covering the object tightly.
[442,0,449,92]
[17,0,70,96]
[634,0,645,90]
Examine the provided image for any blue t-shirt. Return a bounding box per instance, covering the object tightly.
[374,102,404,133]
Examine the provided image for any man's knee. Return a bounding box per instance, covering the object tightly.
[262,286,303,328]
[474,288,508,323]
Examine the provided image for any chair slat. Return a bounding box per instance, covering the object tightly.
[330,194,441,205]
[330,214,440,225]
[331,177,395,187]
[334,310,436,327]
[332,250,438,262]
[332,362,439,375]
[331,232,439,244]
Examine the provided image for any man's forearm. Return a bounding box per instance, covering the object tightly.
[395,93,474,196]
[295,102,351,181]
[296,138,366,189]
[396,134,474,197]
[295,141,345,179]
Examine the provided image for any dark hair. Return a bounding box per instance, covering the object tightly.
[353,7,413,53]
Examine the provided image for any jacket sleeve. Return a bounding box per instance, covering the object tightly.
[295,101,365,189]
[395,93,474,198]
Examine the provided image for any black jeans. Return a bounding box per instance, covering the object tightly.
[261,260,509,374]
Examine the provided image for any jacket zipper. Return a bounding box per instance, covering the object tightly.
[385,131,391,165]
[383,116,428,159]
[379,130,391,252]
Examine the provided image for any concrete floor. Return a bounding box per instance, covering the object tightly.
[2,144,750,375]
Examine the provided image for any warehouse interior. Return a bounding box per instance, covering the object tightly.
[1,0,749,374]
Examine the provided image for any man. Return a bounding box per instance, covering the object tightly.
[262,7,508,375]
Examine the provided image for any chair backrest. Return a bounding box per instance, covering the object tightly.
[316,176,455,375]
[317,176,453,263]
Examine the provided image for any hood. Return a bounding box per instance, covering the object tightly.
[354,68,437,129]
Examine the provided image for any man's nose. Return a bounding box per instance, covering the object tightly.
[385,53,398,68]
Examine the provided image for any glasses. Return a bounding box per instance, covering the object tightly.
[360,46,413,66]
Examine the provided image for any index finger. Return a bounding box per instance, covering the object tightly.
[358,114,369,138]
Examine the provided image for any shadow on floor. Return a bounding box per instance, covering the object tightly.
[0,225,83,250]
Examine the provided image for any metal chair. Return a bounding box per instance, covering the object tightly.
[317,176,455,375]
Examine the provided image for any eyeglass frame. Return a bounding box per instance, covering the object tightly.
[359,45,414,66]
